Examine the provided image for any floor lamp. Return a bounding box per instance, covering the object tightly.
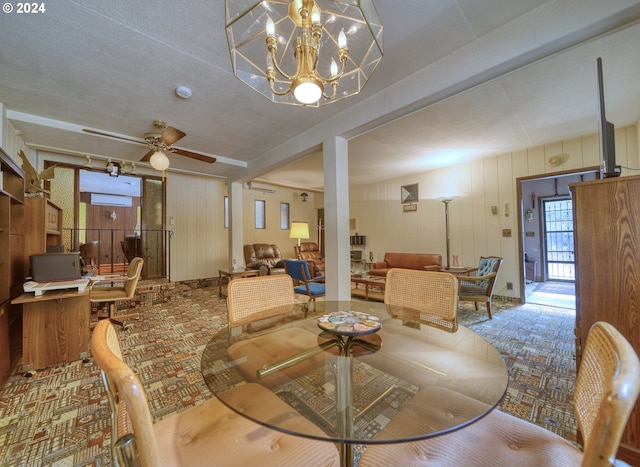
[441,199,453,270]
[290,221,310,248]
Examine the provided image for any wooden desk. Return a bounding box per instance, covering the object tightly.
[12,289,89,371]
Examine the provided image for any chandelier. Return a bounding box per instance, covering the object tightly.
[225,0,383,107]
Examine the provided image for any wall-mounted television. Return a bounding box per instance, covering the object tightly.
[597,57,620,178]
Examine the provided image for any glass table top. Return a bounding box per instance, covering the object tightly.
[201,300,507,445]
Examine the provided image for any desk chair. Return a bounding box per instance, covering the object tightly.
[90,257,143,329]
[284,259,325,307]
[384,268,458,332]
[359,321,640,467]
[91,320,339,467]
[79,240,100,271]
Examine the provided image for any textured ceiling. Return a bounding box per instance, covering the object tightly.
[1,1,640,190]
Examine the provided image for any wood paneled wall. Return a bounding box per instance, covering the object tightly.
[80,192,140,265]
[349,126,639,300]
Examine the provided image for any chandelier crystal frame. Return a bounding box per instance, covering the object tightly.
[225,0,383,107]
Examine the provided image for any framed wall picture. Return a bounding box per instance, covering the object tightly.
[401,183,419,204]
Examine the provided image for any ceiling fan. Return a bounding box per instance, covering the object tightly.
[82,119,215,165]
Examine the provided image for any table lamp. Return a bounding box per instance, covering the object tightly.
[290,221,310,247]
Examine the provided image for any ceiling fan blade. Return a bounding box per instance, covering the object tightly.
[140,149,155,162]
[161,127,186,146]
[82,128,145,145]
[172,148,216,163]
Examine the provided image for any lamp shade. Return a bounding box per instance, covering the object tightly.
[290,221,310,240]
[150,150,170,171]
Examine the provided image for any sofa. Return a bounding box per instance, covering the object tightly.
[368,252,442,277]
[243,243,287,275]
[294,242,325,277]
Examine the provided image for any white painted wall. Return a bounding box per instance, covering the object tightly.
[166,172,227,282]
[242,186,318,261]
[349,126,639,300]
[167,176,318,281]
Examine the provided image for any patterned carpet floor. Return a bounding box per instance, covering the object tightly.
[0,286,576,466]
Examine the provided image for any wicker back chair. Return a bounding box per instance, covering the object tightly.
[92,319,339,467]
[458,256,503,319]
[384,268,458,332]
[226,274,295,327]
[359,321,640,467]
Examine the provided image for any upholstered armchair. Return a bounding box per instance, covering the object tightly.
[458,256,503,319]
[243,243,287,275]
[294,242,325,277]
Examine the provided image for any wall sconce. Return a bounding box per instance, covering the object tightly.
[525,209,534,222]
[300,192,309,202]
[110,210,117,221]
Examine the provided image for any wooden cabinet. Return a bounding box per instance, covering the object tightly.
[25,197,62,258]
[12,290,89,371]
[0,148,25,387]
[571,175,640,464]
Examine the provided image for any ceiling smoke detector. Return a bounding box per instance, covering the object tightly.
[175,86,192,99]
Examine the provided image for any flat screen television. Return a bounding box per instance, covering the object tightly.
[597,57,620,178]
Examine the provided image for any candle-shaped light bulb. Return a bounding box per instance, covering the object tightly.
[338,29,347,49]
[266,16,275,37]
[311,10,320,24]
[330,58,338,77]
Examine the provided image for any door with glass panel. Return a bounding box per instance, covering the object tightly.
[542,198,575,281]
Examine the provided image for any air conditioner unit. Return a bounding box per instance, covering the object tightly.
[91,193,133,207]
[246,181,276,194]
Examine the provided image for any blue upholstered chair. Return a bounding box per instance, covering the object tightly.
[458,256,503,319]
[284,259,325,306]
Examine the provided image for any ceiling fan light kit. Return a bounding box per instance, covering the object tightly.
[225,0,383,107]
[82,118,215,176]
[150,150,170,171]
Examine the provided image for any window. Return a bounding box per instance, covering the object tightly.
[255,199,266,229]
[224,196,229,228]
[280,202,290,229]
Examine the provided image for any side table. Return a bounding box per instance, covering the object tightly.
[218,269,259,297]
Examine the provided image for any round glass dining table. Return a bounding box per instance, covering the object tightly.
[201,300,507,467]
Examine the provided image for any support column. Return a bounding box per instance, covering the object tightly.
[323,136,351,300]
[228,181,244,271]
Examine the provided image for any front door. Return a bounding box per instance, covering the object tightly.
[542,198,575,281]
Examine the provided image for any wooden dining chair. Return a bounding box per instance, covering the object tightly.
[91,319,340,467]
[384,268,459,332]
[225,274,324,386]
[90,257,144,328]
[358,321,640,467]
[226,274,295,329]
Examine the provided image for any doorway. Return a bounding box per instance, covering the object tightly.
[519,170,598,309]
